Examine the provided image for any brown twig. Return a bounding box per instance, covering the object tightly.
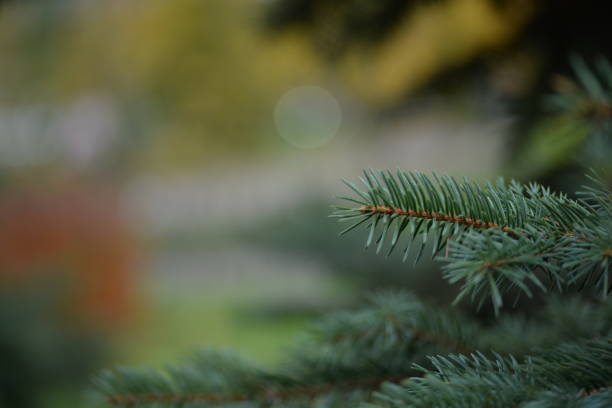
[359,205,517,237]
[582,384,612,397]
[107,375,407,406]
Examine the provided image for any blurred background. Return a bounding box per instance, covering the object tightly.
[0,0,610,406]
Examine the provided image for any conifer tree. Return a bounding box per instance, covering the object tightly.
[94,60,612,407]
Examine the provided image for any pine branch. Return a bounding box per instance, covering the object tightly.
[335,170,604,313]
[560,177,612,297]
[441,227,561,313]
[105,375,405,406]
[335,170,590,258]
[308,292,476,354]
[96,292,479,407]
[95,294,612,407]
[369,338,612,408]
[549,55,612,121]
[93,49,612,408]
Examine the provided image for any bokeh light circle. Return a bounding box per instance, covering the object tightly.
[274,86,342,149]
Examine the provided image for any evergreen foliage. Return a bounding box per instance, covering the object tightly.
[94,59,612,407]
[334,169,607,313]
[512,56,612,179]
[552,56,612,170]
[95,172,612,407]
[95,293,478,406]
[371,338,612,408]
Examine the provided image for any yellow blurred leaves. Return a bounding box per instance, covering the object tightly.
[0,0,325,171]
[339,0,534,105]
[0,0,537,170]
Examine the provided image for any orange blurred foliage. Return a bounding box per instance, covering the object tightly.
[0,181,138,329]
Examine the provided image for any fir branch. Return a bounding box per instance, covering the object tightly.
[336,170,601,312]
[441,227,561,314]
[335,170,591,261]
[106,375,407,406]
[95,295,612,407]
[370,338,612,408]
[561,222,612,297]
[549,55,612,121]
[322,316,473,354]
[309,292,476,355]
[96,292,478,408]
[561,178,612,297]
[94,163,612,408]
